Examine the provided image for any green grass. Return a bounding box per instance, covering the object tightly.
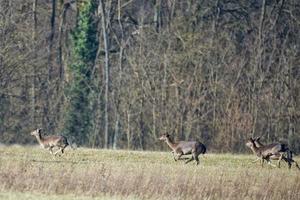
[0,145,300,200]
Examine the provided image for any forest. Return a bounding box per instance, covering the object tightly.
[0,0,299,153]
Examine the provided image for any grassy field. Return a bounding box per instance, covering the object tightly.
[0,145,300,200]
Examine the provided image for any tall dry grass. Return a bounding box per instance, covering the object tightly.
[0,146,300,199]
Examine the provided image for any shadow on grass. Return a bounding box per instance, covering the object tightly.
[30,159,79,164]
[30,158,105,164]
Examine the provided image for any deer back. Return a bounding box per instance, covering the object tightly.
[259,143,285,157]
[43,135,68,147]
[175,141,194,153]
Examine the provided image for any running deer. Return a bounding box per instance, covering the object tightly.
[246,137,299,169]
[252,137,300,170]
[31,128,69,156]
[250,136,275,165]
[159,133,206,165]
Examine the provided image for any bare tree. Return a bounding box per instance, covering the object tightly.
[98,0,111,148]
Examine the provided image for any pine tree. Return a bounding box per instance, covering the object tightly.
[64,0,98,145]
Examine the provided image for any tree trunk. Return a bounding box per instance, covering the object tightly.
[31,0,37,124]
[48,0,56,81]
[154,0,161,32]
[252,0,266,135]
[113,114,120,150]
[99,0,110,148]
[127,110,131,149]
[58,1,71,81]
[44,0,56,132]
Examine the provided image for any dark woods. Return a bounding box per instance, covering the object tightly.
[0,0,299,153]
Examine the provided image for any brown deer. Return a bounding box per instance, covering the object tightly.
[246,137,299,169]
[31,128,69,156]
[253,137,300,170]
[250,136,275,166]
[159,133,206,165]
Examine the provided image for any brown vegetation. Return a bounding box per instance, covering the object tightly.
[1,146,300,200]
[0,0,300,152]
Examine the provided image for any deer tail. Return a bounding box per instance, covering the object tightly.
[287,149,293,161]
[202,144,207,155]
[67,138,77,150]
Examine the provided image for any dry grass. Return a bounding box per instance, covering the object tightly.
[0,146,300,200]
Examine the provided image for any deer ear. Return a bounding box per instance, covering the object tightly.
[253,136,261,141]
[37,129,42,133]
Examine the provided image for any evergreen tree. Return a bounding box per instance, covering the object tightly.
[64,0,98,145]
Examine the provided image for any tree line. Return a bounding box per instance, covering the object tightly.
[0,0,299,153]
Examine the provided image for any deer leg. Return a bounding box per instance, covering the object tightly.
[58,148,64,157]
[173,152,179,161]
[288,160,292,169]
[194,153,200,165]
[54,148,62,156]
[281,156,292,169]
[173,151,184,162]
[294,160,300,170]
[49,146,54,155]
[185,156,194,164]
[61,145,68,154]
[261,158,264,167]
[263,156,276,168]
[176,153,185,161]
[172,152,177,161]
[277,154,283,168]
[289,159,300,170]
[267,160,276,168]
[252,157,260,163]
[281,155,290,169]
[171,151,176,161]
[262,155,275,168]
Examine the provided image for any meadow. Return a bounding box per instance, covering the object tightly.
[0,145,300,200]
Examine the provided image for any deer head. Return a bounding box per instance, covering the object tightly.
[245,137,255,148]
[31,128,42,136]
[159,133,170,141]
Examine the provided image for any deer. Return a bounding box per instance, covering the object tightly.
[245,137,299,170]
[30,128,70,156]
[159,133,206,165]
[252,136,300,170]
[250,136,275,166]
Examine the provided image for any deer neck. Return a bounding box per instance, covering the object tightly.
[250,144,261,156]
[35,133,45,146]
[165,137,177,150]
[255,141,264,148]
